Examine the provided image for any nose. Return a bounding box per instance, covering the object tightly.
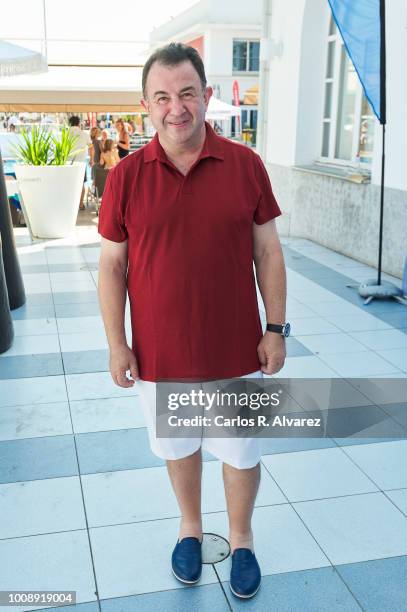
[168,95,186,116]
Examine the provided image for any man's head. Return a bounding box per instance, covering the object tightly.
[141,43,212,149]
[69,116,80,128]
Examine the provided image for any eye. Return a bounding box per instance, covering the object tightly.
[157,97,169,104]
[182,92,193,99]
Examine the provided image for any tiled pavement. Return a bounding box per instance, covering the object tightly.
[1,220,407,611]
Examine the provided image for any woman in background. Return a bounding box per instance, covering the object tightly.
[115,118,130,159]
[89,127,102,180]
[100,139,120,169]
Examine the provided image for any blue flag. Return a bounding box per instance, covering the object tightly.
[327,0,384,123]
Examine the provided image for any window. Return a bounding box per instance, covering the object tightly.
[233,40,259,73]
[321,15,375,165]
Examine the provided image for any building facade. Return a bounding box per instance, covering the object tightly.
[259,0,406,277]
[149,0,262,139]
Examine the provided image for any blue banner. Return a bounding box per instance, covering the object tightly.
[327,0,383,122]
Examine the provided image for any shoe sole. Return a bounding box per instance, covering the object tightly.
[229,582,261,599]
[171,566,202,585]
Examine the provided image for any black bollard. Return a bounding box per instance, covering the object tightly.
[0,149,26,310]
[0,233,14,353]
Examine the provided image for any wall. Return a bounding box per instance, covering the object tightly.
[262,0,407,276]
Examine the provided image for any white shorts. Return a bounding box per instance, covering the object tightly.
[136,370,263,470]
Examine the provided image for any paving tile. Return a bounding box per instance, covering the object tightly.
[52,280,96,293]
[377,348,407,373]
[22,273,51,294]
[65,372,138,402]
[0,334,61,357]
[386,489,407,514]
[293,492,407,565]
[0,353,64,379]
[0,435,78,484]
[55,302,101,318]
[52,291,99,305]
[204,505,330,579]
[298,333,369,355]
[274,356,340,378]
[11,304,55,320]
[341,440,407,490]
[50,271,95,284]
[349,329,407,351]
[59,332,108,353]
[223,566,361,611]
[260,437,337,455]
[286,302,318,318]
[308,301,363,317]
[70,396,145,433]
[21,292,54,306]
[75,427,165,474]
[57,316,105,334]
[325,314,392,332]
[0,401,72,441]
[289,317,341,335]
[0,476,85,538]
[38,603,99,612]
[62,349,109,374]
[318,351,401,377]
[100,584,229,612]
[262,447,378,502]
[0,375,67,407]
[12,317,57,336]
[82,460,286,528]
[89,519,219,599]
[285,337,313,357]
[0,531,96,611]
[377,312,407,329]
[336,555,407,612]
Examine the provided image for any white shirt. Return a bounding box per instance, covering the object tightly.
[68,126,91,162]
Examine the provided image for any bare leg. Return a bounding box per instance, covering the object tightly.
[166,448,203,541]
[79,185,85,209]
[223,461,260,553]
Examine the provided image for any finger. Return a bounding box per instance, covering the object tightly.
[257,347,267,366]
[115,370,134,388]
[130,362,140,381]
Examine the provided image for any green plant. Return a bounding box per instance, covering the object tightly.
[12,126,81,166]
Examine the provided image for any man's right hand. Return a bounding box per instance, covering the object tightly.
[109,345,139,387]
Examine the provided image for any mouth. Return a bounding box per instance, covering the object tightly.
[167,119,190,128]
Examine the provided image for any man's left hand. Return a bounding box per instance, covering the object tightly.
[257,332,286,375]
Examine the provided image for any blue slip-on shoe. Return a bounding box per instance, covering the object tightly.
[171,536,202,584]
[230,548,261,599]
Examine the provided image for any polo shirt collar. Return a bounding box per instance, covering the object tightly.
[143,121,224,164]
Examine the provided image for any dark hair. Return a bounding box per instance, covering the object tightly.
[69,116,80,127]
[142,43,206,98]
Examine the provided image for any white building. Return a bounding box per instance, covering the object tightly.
[149,0,262,138]
[259,0,407,277]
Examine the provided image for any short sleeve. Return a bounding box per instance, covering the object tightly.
[252,152,282,225]
[97,167,128,242]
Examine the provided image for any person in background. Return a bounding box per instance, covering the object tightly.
[68,115,91,210]
[115,118,130,159]
[99,139,120,169]
[89,127,102,181]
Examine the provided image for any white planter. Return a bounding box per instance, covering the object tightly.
[14,162,86,239]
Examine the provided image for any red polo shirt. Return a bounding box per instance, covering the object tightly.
[98,122,281,381]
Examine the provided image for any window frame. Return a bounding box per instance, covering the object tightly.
[232,39,260,74]
[319,13,372,169]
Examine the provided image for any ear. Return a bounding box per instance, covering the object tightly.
[140,98,149,112]
[204,86,213,108]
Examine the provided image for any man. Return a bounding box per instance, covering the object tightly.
[98,43,288,600]
[68,116,91,210]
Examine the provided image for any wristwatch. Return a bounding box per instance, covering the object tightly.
[266,322,291,337]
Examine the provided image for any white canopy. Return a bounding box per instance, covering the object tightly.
[206,97,241,120]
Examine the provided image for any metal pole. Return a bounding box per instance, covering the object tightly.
[377,0,386,285]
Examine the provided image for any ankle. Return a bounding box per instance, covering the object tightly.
[229,529,254,553]
[179,518,203,542]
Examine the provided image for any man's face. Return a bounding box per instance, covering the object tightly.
[141,60,212,148]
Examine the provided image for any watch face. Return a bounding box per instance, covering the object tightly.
[283,323,291,337]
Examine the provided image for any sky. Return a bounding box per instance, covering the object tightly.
[1,0,198,63]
